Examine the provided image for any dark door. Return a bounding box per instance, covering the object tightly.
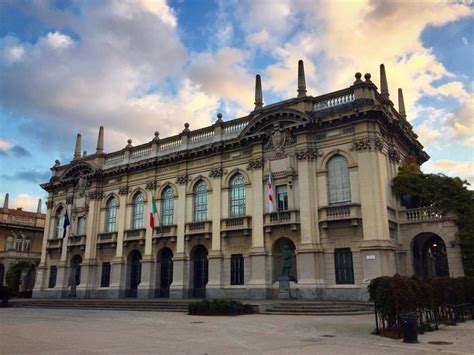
[129,252,142,298]
[69,255,82,297]
[159,249,173,298]
[0,264,4,287]
[193,246,208,298]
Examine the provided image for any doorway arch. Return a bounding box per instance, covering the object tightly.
[412,233,449,280]
[127,250,142,298]
[69,255,82,297]
[157,248,173,298]
[272,237,297,282]
[191,245,208,298]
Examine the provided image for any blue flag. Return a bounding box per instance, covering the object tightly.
[63,210,70,238]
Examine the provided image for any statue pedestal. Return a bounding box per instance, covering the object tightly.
[278,276,290,300]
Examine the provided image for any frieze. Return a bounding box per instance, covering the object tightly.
[209,167,224,178]
[65,196,74,205]
[88,190,104,200]
[145,180,158,190]
[118,186,129,195]
[295,148,318,161]
[176,174,190,185]
[246,158,265,170]
[351,137,384,151]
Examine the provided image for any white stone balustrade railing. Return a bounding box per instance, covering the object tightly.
[314,92,355,111]
[190,128,215,143]
[159,137,182,151]
[223,119,250,135]
[405,207,443,222]
[130,145,152,158]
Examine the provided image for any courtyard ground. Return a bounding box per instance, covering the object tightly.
[1,308,473,354]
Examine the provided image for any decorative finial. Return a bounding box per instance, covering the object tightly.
[54,160,60,167]
[380,64,389,99]
[398,88,406,118]
[126,139,132,148]
[36,198,42,214]
[297,60,307,98]
[74,133,81,160]
[96,126,104,154]
[354,72,363,84]
[216,113,223,123]
[364,73,372,82]
[183,123,190,133]
[254,74,263,110]
[83,151,87,156]
[153,131,160,142]
[3,193,9,209]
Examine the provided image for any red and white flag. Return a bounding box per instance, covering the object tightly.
[267,171,274,213]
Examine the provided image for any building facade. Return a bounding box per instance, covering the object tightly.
[33,61,464,301]
[0,194,45,293]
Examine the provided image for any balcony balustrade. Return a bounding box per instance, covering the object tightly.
[264,210,300,233]
[153,224,177,243]
[67,234,87,250]
[46,238,63,252]
[318,203,361,228]
[96,231,118,248]
[185,221,212,240]
[220,216,252,237]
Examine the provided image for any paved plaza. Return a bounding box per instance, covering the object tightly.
[1,308,474,354]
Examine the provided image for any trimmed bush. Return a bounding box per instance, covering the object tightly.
[188,299,254,316]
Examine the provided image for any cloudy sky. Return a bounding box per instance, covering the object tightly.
[0,0,473,211]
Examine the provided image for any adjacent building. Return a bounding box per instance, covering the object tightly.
[0,194,45,293]
[33,61,464,301]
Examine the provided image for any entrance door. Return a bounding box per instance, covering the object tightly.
[193,245,208,298]
[69,255,82,297]
[158,248,173,298]
[129,251,142,298]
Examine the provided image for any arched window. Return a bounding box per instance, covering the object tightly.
[105,197,117,233]
[229,174,246,217]
[56,207,65,239]
[24,238,32,252]
[132,192,144,229]
[193,180,208,222]
[327,155,351,204]
[161,187,174,226]
[15,237,23,251]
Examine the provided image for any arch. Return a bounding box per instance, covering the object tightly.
[61,162,94,180]
[411,233,449,280]
[271,237,297,283]
[224,168,251,186]
[238,108,312,139]
[327,154,351,205]
[157,247,173,298]
[187,175,212,195]
[320,149,355,169]
[131,191,145,229]
[190,245,208,298]
[193,180,208,222]
[52,203,66,216]
[101,193,120,208]
[157,182,178,198]
[127,187,148,204]
[127,250,142,298]
[229,173,246,218]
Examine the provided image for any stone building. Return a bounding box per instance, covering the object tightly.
[0,194,45,292]
[33,61,463,301]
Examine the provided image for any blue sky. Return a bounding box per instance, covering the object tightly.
[0,0,473,211]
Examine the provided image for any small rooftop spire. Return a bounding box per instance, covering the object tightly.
[37,198,42,214]
[398,88,406,118]
[3,193,9,209]
[254,74,263,110]
[380,64,389,99]
[297,60,307,98]
[74,133,81,160]
[96,126,104,154]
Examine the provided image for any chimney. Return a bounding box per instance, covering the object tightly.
[297,60,307,98]
[73,133,81,160]
[254,74,263,110]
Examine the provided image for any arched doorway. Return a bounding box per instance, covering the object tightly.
[0,263,4,286]
[69,255,82,297]
[127,250,142,298]
[157,248,173,298]
[272,237,297,282]
[191,245,208,298]
[412,233,449,280]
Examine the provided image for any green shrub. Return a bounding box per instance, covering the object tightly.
[0,286,12,307]
[188,299,254,316]
[5,260,37,296]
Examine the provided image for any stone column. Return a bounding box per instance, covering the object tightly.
[139,194,155,298]
[109,194,127,298]
[33,201,53,297]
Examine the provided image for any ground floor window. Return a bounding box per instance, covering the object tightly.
[334,248,354,284]
[230,254,244,285]
[101,262,111,287]
[48,266,57,288]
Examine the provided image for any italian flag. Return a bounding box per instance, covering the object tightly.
[150,197,158,229]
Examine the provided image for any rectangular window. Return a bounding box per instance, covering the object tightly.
[101,262,111,287]
[48,266,57,288]
[230,254,244,285]
[276,185,288,211]
[77,216,86,235]
[334,248,354,284]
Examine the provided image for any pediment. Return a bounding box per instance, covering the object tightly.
[238,108,312,140]
[61,163,95,181]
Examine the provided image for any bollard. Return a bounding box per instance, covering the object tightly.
[399,312,418,343]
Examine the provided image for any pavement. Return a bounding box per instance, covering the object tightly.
[1,307,474,354]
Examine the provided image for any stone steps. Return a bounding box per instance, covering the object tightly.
[264,302,373,316]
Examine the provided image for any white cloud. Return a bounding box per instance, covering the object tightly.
[423,159,474,185]
[11,193,41,212]
[0,138,13,152]
[43,31,74,49]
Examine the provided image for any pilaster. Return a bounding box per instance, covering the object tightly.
[169,253,188,298]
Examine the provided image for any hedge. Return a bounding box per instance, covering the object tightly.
[188,299,254,316]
